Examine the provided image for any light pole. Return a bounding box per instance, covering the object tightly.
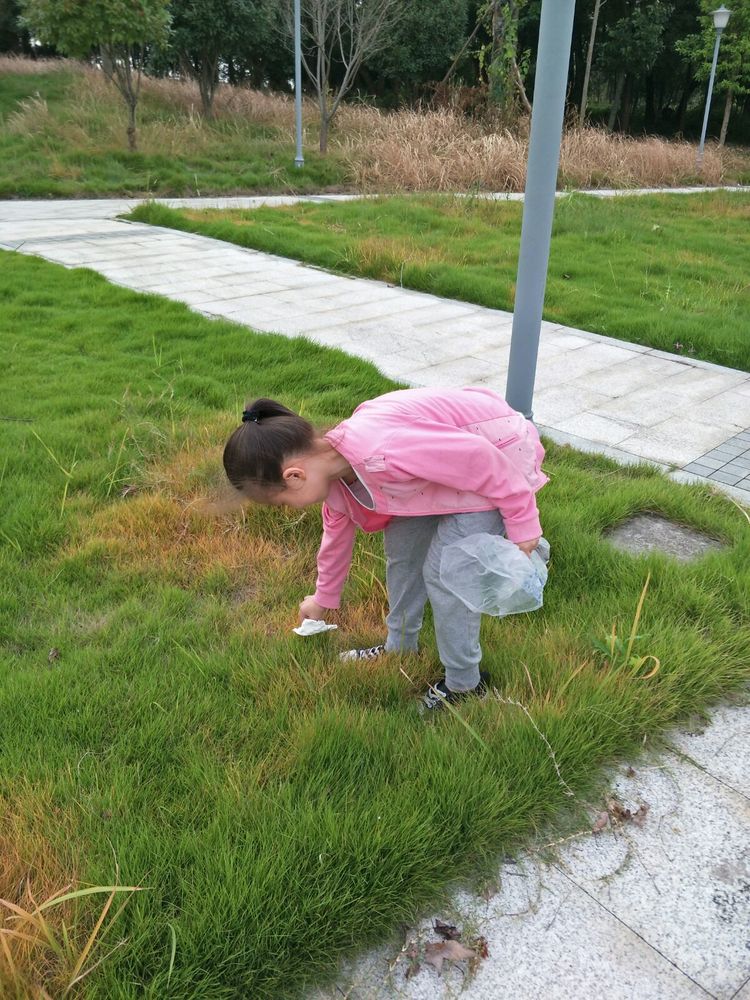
[294,0,304,169]
[505,0,576,420]
[696,5,732,170]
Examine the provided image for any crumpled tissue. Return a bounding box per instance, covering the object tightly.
[292,618,338,636]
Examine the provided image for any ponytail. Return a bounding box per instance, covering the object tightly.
[223,397,316,496]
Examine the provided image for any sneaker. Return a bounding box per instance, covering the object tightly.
[421,672,490,712]
[339,643,387,662]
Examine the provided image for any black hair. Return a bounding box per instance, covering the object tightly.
[223,398,316,497]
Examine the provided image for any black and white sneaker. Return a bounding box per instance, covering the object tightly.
[339,644,387,662]
[421,672,490,712]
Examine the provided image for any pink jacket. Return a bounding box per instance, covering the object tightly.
[313,386,548,609]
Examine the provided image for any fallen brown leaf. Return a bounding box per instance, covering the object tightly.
[592,810,609,833]
[405,959,420,980]
[423,940,476,976]
[434,919,461,941]
[474,935,490,960]
[607,797,632,824]
[631,802,650,827]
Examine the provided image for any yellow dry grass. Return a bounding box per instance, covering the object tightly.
[0,786,76,998]
[0,55,73,75]
[2,57,740,192]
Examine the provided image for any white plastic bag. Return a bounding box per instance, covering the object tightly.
[440,534,550,617]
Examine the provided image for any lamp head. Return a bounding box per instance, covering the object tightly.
[712,6,731,30]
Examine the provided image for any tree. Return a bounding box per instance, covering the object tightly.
[0,0,33,53]
[579,0,602,125]
[599,0,672,131]
[359,0,469,103]
[677,0,750,146]
[19,0,170,150]
[169,0,273,118]
[284,0,401,153]
[488,0,531,114]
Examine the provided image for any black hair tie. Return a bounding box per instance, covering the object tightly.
[242,409,261,423]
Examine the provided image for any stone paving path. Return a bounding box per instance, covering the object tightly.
[1,193,749,1000]
[2,194,748,504]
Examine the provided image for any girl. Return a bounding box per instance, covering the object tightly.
[223,386,548,711]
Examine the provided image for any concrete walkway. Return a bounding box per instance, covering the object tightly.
[2,194,749,504]
[1,194,749,999]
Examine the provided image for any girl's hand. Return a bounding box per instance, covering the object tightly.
[299,595,327,624]
[515,537,540,557]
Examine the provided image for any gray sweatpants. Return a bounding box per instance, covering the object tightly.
[383,510,506,692]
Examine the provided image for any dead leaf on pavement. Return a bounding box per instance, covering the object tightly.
[474,936,489,960]
[434,919,461,940]
[592,810,609,833]
[606,797,649,827]
[631,802,650,827]
[424,940,476,976]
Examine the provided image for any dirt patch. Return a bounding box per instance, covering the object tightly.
[605,512,725,562]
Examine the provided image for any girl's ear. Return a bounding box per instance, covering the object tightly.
[282,465,306,489]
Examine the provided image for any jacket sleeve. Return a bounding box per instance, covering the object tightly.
[387,423,543,543]
[312,502,358,609]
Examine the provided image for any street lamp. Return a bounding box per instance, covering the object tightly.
[696,5,732,169]
[294,0,304,169]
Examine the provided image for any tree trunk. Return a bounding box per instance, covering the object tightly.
[127,100,137,152]
[718,88,733,147]
[490,1,518,109]
[607,72,626,131]
[620,75,633,134]
[579,0,602,127]
[644,73,655,131]
[199,70,215,119]
[319,85,329,154]
[676,66,695,134]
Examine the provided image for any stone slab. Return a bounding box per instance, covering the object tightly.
[311,859,713,1000]
[604,512,725,561]
[557,755,750,999]
[669,703,750,800]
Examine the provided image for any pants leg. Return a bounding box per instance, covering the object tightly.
[423,510,506,692]
[383,515,440,652]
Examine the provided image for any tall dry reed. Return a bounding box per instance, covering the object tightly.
[0,57,739,190]
[339,106,727,190]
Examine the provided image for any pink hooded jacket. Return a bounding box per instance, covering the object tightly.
[313,386,548,609]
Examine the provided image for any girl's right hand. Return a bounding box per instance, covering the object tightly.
[298,595,327,624]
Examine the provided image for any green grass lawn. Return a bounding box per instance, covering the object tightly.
[0,67,346,198]
[2,250,750,998]
[129,191,750,372]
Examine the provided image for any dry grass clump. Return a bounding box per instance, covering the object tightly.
[560,127,724,188]
[1,56,740,190]
[0,786,136,999]
[342,105,728,191]
[0,55,72,75]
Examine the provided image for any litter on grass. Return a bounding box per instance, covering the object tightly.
[292,618,338,636]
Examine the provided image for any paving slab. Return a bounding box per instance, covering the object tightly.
[668,704,750,800]
[556,754,750,1000]
[311,860,714,1000]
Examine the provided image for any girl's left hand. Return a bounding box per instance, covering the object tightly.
[516,537,540,556]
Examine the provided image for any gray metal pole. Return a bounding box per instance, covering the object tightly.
[294,0,304,168]
[696,29,723,170]
[505,0,576,419]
